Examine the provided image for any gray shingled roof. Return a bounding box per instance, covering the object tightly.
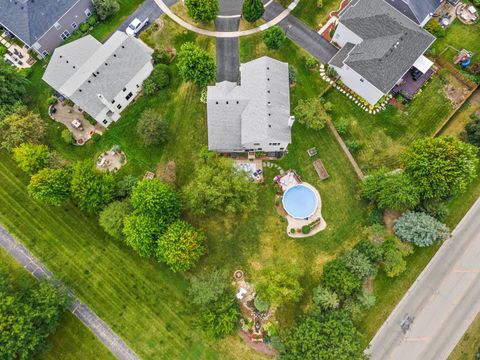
[331,0,435,94]
[329,42,355,68]
[207,56,291,151]
[0,0,79,46]
[43,32,153,118]
[384,0,441,24]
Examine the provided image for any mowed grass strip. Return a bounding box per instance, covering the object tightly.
[0,248,115,360]
[0,153,221,360]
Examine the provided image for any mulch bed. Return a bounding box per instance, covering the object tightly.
[238,331,276,357]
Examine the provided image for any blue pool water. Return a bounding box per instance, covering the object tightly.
[282,184,318,219]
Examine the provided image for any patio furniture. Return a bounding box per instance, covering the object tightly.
[71,119,82,129]
[313,160,330,180]
[307,147,317,157]
[98,158,106,167]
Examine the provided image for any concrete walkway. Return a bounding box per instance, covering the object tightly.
[0,226,139,360]
[367,197,480,360]
[215,17,240,82]
[153,0,298,37]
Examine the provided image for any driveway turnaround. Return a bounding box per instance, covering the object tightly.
[215,17,240,82]
[0,226,140,360]
[367,198,480,360]
[263,2,338,63]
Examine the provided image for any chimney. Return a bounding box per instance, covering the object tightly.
[288,116,295,128]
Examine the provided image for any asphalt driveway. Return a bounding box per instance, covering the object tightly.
[215,17,240,82]
[263,2,338,63]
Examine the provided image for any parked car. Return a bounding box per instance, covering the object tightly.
[125,18,149,36]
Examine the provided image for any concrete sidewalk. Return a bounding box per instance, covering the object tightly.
[367,198,480,360]
[0,226,140,360]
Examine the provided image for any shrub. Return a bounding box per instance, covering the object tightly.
[290,228,296,234]
[301,225,311,234]
[320,259,361,300]
[333,117,349,135]
[88,15,97,26]
[188,270,230,307]
[381,237,406,277]
[92,0,119,21]
[143,64,172,95]
[242,0,264,23]
[152,49,171,65]
[312,285,339,310]
[326,66,337,78]
[393,211,450,247]
[262,26,285,50]
[340,249,377,281]
[288,64,297,84]
[304,55,318,69]
[357,288,375,309]
[136,109,168,146]
[116,175,138,197]
[254,296,270,312]
[345,139,362,154]
[353,239,384,265]
[61,129,73,144]
[47,96,57,106]
[425,19,445,38]
[366,206,384,225]
[201,295,239,338]
[79,22,89,33]
[464,114,480,147]
[256,266,303,306]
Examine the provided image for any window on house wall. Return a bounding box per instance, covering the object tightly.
[72,22,77,29]
[60,30,70,40]
[85,8,92,17]
[117,104,122,110]
[42,51,49,57]
[102,119,108,125]
[125,92,133,101]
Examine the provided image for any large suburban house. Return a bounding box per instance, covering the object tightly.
[384,0,442,26]
[0,0,93,58]
[43,31,153,128]
[207,56,293,155]
[328,0,436,105]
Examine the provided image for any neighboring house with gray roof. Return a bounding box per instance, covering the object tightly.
[207,56,293,154]
[0,0,93,58]
[43,31,153,128]
[329,0,436,105]
[384,0,442,26]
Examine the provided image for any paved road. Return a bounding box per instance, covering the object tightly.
[263,2,338,63]
[367,197,480,360]
[0,226,140,360]
[215,17,240,82]
[116,0,178,35]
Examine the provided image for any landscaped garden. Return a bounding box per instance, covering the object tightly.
[1,0,480,358]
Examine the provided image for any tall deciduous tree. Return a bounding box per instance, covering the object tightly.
[98,200,133,240]
[0,106,47,150]
[320,259,361,301]
[0,62,29,106]
[183,157,257,215]
[70,160,116,214]
[156,220,206,272]
[256,266,303,306]
[92,0,120,20]
[12,143,51,174]
[28,168,72,206]
[123,213,165,257]
[177,42,216,86]
[281,310,366,359]
[294,97,332,130]
[136,109,168,146]
[242,0,264,23]
[185,0,219,22]
[402,136,479,200]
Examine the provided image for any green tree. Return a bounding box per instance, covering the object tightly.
[188,269,230,307]
[294,97,331,130]
[156,220,206,272]
[177,42,216,86]
[393,211,450,247]
[262,25,286,50]
[353,239,384,265]
[98,200,133,240]
[116,174,138,198]
[464,114,480,146]
[0,107,47,150]
[340,249,377,281]
[402,136,479,200]
[12,143,51,174]
[184,157,258,215]
[185,0,219,22]
[201,294,239,338]
[320,259,361,301]
[70,160,116,214]
[136,109,168,146]
[61,128,73,144]
[424,19,445,37]
[130,179,180,223]
[361,170,420,211]
[0,275,71,359]
[123,213,165,257]
[312,285,339,310]
[0,62,29,106]
[143,64,172,95]
[92,0,120,20]
[256,266,303,306]
[242,0,264,23]
[381,237,407,278]
[281,310,366,360]
[28,168,72,206]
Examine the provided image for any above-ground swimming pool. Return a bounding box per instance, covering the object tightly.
[282,184,318,219]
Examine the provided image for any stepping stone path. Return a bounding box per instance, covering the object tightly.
[264,161,285,175]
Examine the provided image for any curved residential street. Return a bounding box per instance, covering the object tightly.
[0,226,139,360]
[367,198,480,360]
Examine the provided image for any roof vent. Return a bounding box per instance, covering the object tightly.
[268,101,271,106]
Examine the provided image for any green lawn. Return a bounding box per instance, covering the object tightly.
[322,77,453,172]
[448,314,480,360]
[291,0,342,29]
[0,248,114,360]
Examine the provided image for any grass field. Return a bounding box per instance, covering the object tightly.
[0,248,114,360]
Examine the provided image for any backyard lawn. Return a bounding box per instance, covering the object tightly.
[291,0,343,29]
[0,248,114,360]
